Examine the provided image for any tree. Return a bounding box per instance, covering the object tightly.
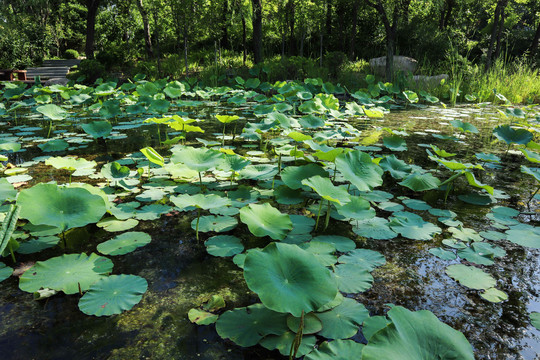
[485,0,509,71]
[136,0,154,59]
[252,0,263,63]
[85,0,100,59]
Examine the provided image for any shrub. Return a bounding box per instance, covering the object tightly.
[67,59,106,84]
[63,49,79,59]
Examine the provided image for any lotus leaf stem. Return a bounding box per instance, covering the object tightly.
[324,200,332,230]
[527,185,540,205]
[315,200,324,231]
[289,310,304,360]
[195,208,201,241]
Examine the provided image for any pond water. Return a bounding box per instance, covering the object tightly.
[0,93,539,360]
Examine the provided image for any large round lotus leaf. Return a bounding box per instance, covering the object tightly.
[17,183,107,231]
[288,215,315,235]
[0,178,17,203]
[192,215,238,233]
[389,211,441,240]
[0,262,13,282]
[239,164,278,180]
[97,231,151,256]
[97,218,139,232]
[101,162,130,180]
[36,104,68,120]
[239,203,292,240]
[299,114,325,129]
[383,135,408,152]
[38,139,69,152]
[82,120,112,139]
[352,217,397,240]
[335,151,383,192]
[299,241,337,266]
[445,264,496,290]
[317,298,369,339]
[505,224,540,248]
[19,253,113,294]
[171,193,231,210]
[361,306,474,360]
[493,124,533,145]
[304,340,365,360]
[302,176,350,205]
[171,146,224,172]
[17,236,60,254]
[458,192,496,206]
[78,274,147,316]
[457,242,505,266]
[450,119,478,134]
[312,235,355,252]
[338,249,386,271]
[45,156,97,171]
[362,315,392,341]
[216,303,289,347]
[244,243,338,316]
[335,196,375,220]
[399,172,441,191]
[287,313,323,334]
[259,332,317,357]
[281,164,329,189]
[274,185,304,205]
[205,235,244,257]
[379,155,412,179]
[334,264,374,293]
[531,312,540,330]
[402,199,432,211]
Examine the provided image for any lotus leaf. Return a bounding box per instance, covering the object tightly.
[244,243,338,316]
[304,340,365,360]
[216,303,289,347]
[402,199,432,210]
[36,104,68,120]
[362,316,392,341]
[286,313,323,334]
[82,121,112,139]
[17,236,60,254]
[97,218,139,232]
[521,165,540,182]
[457,242,505,265]
[531,313,540,330]
[450,120,478,134]
[338,249,386,271]
[17,183,107,231]
[379,155,412,179]
[140,147,164,167]
[101,162,130,181]
[97,231,151,255]
[239,164,278,180]
[480,288,508,303]
[383,136,408,152]
[445,264,496,290]
[205,235,244,257]
[493,125,533,145]
[239,203,292,240]
[170,193,231,210]
[389,211,441,240]
[399,172,441,191]
[317,298,369,339]
[505,224,540,248]
[281,164,329,190]
[428,247,456,260]
[0,262,12,282]
[352,217,397,240]
[312,235,355,252]
[334,263,374,293]
[302,176,350,205]
[188,308,218,325]
[45,156,97,172]
[289,215,315,235]
[449,226,482,242]
[299,241,337,266]
[38,139,69,152]
[0,178,17,202]
[78,274,147,316]
[259,331,317,357]
[19,253,113,294]
[171,146,224,173]
[335,196,375,220]
[361,306,474,360]
[191,215,237,233]
[335,151,383,192]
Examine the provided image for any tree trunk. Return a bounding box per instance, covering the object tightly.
[385,31,395,82]
[349,0,359,60]
[251,0,263,64]
[136,0,154,59]
[325,0,332,38]
[287,0,295,56]
[530,21,540,59]
[440,0,455,29]
[85,0,100,60]
[183,11,189,76]
[242,14,247,65]
[221,0,229,49]
[486,0,508,71]
[494,7,506,60]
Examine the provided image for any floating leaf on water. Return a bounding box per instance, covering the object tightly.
[335,151,383,192]
[311,235,355,252]
[17,236,60,254]
[493,124,533,145]
[97,231,151,255]
[505,224,540,248]
[38,139,69,152]
[338,248,386,271]
[97,218,139,232]
[192,215,237,233]
[302,176,350,205]
[78,274,147,316]
[362,315,392,341]
[205,235,244,257]
[445,264,496,290]
[379,155,412,179]
[389,211,441,240]
[335,196,375,221]
[402,199,432,211]
[457,242,505,266]
[239,203,292,240]
[458,193,496,206]
[0,262,13,282]
[352,217,397,240]
[334,263,374,293]
[531,312,540,331]
[480,288,508,303]
[287,312,323,335]
[188,308,218,325]
[399,172,441,192]
[316,297,369,340]
[304,340,364,360]
[299,241,337,266]
[281,164,329,190]
[259,331,317,358]
[289,215,316,235]
[383,136,408,152]
[377,201,404,212]
[428,247,456,260]
[479,230,507,241]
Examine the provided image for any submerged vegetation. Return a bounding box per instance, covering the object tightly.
[0,73,539,358]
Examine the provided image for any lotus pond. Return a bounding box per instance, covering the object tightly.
[0,78,540,360]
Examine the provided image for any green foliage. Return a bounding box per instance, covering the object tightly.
[63,49,79,59]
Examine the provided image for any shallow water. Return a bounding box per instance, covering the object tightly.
[0,102,539,360]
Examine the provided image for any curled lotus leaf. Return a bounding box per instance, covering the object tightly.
[239,203,292,240]
[171,146,224,172]
[493,125,533,145]
[304,340,365,360]
[82,120,112,139]
[302,176,350,205]
[281,164,329,190]
[335,150,383,192]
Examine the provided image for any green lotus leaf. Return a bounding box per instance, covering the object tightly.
[0,262,13,282]
[171,146,224,173]
[17,183,107,231]
[450,119,478,134]
[479,230,506,241]
[317,298,369,339]
[428,247,456,260]
[140,147,164,167]
[389,211,441,240]
[148,99,170,114]
[458,192,496,205]
[480,287,508,303]
[216,303,289,347]
[19,253,113,294]
[531,312,540,330]
[188,308,218,325]
[272,185,302,205]
[97,231,151,256]
[299,241,337,266]
[239,164,278,180]
[244,242,338,316]
[335,151,383,192]
[457,242,505,265]
[475,152,500,163]
[136,188,167,202]
[429,144,456,158]
[505,224,540,248]
[299,115,325,129]
[304,340,365,360]
[493,125,533,145]
[520,148,540,164]
[383,136,408,152]
[192,215,237,233]
[82,120,112,139]
[170,193,231,210]
[101,162,130,181]
[445,264,496,290]
[463,171,494,195]
[268,112,299,128]
[377,201,404,212]
[287,313,323,334]
[338,248,386,271]
[399,172,441,191]
[17,236,60,254]
[0,142,21,152]
[379,155,412,179]
[239,203,292,240]
[45,156,97,172]
[215,115,240,124]
[289,215,316,235]
[0,178,17,203]
[362,315,392,341]
[78,274,147,316]
[335,196,375,220]
[281,164,329,190]
[38,139,69,152]
[136,82,158,96]
[97,218,139,232]
[362,306,474,360]
[352,217,397,240]
[94,83,116,96]
[36,104,68,120]
[521,165,540,182]
[205,235,244,257]
[302,176,350,205]
[259,331,317,357]
[134,204,172,221]
[312,235,356,252]
[403,90,419,103]
[402,199,432,210]
[334,263,374,293]
[448,226,482,242]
